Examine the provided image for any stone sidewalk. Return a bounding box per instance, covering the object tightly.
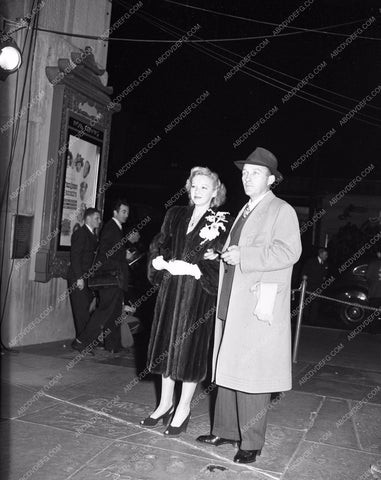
[1,326,380,480]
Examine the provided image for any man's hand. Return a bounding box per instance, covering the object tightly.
[203,248,219,260]
[221,245,241,265]
[77,279,85,290]
[127,230,140,244]
[124,303,137,314]
[126,249,134,261]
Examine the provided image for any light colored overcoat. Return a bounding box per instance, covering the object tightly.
[212,191,302,393]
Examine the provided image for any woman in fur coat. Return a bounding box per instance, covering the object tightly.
[141,166,230,435]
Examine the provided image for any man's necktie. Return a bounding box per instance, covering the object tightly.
[242,203,252,219]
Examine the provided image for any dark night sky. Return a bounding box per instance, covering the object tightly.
[105,0,381,213]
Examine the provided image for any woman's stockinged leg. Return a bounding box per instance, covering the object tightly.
[170,381,197,427]
[149,375,175,419]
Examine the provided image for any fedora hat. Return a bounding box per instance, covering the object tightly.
[234,147,283,180]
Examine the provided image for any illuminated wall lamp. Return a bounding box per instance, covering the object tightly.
[0,36,22,80]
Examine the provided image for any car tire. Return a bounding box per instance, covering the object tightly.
[339,304,366,326]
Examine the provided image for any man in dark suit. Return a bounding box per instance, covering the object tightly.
[301,247,329,323]
[68,208,101,338]
[73,199,131,353]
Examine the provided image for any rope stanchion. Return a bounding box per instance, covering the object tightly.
[292,276,307,364]
[290,274,380,364]
[304,291,381,312]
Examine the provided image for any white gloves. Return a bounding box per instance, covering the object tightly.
[152,255,167,271]
[167,260,202,279]
[152,256,202,279]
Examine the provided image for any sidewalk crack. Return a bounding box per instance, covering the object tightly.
[280,395,326,478]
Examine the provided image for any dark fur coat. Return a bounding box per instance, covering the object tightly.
[147,206,230,382]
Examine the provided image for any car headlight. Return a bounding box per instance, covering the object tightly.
[353,264,367,276]
[345,290,367,301]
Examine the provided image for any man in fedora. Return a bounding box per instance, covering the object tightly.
[197,147,302,463]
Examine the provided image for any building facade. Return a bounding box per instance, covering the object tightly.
[0,0,112,347]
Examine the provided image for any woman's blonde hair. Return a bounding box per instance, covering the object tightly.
[185,166,226,207]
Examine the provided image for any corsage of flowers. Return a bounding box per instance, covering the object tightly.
[199,209,229,244]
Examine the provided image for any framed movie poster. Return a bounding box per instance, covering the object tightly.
[35,49,120,281]
[59,117,102,249]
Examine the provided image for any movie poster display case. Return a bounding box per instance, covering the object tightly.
[35,48,120,281]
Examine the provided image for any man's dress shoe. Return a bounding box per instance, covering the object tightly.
[233,448,261,464]
[71,339,94,356]
[196,434,237,447]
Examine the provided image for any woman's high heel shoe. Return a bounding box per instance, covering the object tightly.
[163,411,191,436]
[140,405,174,427]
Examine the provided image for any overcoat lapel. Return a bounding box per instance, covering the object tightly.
[222,191,275,248]
[240,191,275,239]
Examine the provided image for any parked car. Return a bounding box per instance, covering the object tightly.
[327,260,370,326]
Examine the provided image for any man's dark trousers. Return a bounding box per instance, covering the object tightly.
[68,224,98,337]
[212,386,271,450]
[77,218,130,352]
[68,280,93,337]
[78,286,123,351]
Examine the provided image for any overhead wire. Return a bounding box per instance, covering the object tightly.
[203,46,381,123]
[26,3,381,116]
[115,0,381,127]
[31,25,293,42]
[165,0,381,41]
[30,2,381,118]
[162,1,381,116]
[246,59,381,113]
[32,9,381,42]
[205,43,381,123]
[31,22,373,43]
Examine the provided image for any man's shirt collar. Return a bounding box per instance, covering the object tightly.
[112,217,123,230]
[247,190,271,211]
